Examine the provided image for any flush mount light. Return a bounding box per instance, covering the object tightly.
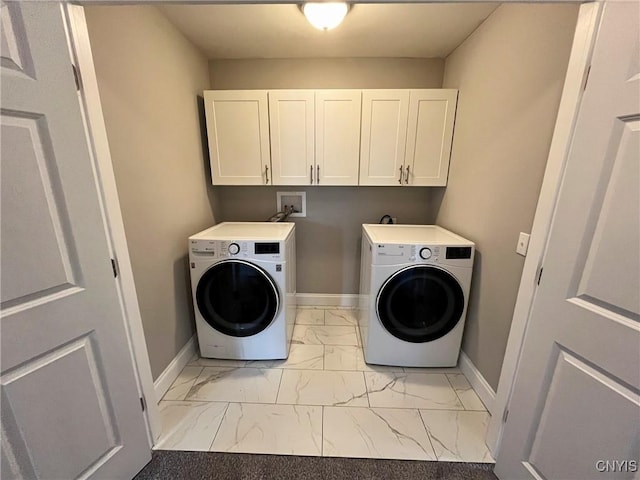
[301,2,350,31]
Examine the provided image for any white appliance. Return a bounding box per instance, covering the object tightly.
[189,222,296,360]
[359,224,475,367]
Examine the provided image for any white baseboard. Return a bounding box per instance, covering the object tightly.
[296,293,358,308]
[153,336,197,402]
[459,350,497,415]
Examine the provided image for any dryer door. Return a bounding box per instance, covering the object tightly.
[196,260,279,337]
[376,265,465,343]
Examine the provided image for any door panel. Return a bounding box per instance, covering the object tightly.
[359,90,409,186]
[495,3,640,479]
[315,90,361,185]
[405,89,458,186]
[1,3,150,478]
[204,90,270,185]
[269,90,314,185]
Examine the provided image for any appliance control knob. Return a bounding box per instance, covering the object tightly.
[420,247,432,260]
[228,243,240,255]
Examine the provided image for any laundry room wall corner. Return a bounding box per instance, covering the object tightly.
[435,3,580,390]
[85,5,217,380]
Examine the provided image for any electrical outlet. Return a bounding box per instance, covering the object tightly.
[516,232,530,256]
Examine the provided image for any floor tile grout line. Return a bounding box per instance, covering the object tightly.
[363,371,371,408]
[417,408,440,461]
[274,366,285,404]
[208,401,231,452]
[320,405,324,457]
[445,372,467,410]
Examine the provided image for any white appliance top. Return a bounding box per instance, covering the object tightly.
[363,224,474,246]
[190,222,294,241]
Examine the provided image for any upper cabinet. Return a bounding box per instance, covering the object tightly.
[359,90,410,186]
[404,89,458,186]
[359,89,458,186]
[268,90,361,186]
[315,90,361,186]
[268,90,315,185]
[204,90,271,185]
[203,88,457,187]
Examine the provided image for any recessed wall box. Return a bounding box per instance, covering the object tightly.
[277,191,306,217]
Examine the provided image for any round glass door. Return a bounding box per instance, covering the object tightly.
[376,265,465,343]
[196,260,279,337]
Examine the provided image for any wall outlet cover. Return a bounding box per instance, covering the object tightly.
[516,232,530,256]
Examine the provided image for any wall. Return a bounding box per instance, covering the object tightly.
[210,58,444,90]
[435,3,579,389]
[210,57,444,293]
[218,187,436,293]
[85,6,217,380]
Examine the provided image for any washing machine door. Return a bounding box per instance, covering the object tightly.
[376,265,465,343]
[196,259,279,337]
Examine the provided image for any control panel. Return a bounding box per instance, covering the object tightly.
[190,239,283,260]
[372,243,472,266]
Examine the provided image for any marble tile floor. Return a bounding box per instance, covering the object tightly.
[156,307,493,464]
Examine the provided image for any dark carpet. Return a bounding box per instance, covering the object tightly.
[134,450,498,480]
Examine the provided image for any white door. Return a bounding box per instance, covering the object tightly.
[359,90,409,186]
[404,89,457,186]
[204,90,271,185]
[315,90,361,185]
[495,3,639,479]
[269,90,315,185]
[1,3,151,479]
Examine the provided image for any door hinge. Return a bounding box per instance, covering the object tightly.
[72,64,81,91]
[582,65,591,91]
[140,396,146,412]
[111,258,119,278]
[502,408,509,424]
[537,266,544,286]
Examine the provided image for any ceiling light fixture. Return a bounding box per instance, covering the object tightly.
[302,2,350,31]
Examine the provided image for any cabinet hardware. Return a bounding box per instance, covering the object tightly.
[398,166,403,184]
[310,165,313,184]
[265,165,270,184]
[405,165,410,184]
[317,165,320,184]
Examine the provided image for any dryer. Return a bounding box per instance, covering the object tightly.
[359,224,474,367]
[189,222,296,360]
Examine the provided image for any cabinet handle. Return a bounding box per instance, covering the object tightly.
[398,166,403,184]
[265,165,269,184]
[317,165,320,184]
[310,165,313,184]
[405,165,410,184]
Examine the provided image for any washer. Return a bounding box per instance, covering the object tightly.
[359,224,475,367]
[189,222,296,360]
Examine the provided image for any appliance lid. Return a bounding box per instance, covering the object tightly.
[363,224,473,246]
[190,222,294,241]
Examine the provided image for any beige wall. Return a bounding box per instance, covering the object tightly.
[436,3,579,389]
[218,187,437,293]
[210,58,444,90]
[211,57,444,293]
[85,6,217,380]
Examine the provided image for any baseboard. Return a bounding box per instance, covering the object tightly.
[296,293,358,308]
[459,351,496,415]
[153,336,197,402]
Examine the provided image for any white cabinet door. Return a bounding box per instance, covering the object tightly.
[359,90,410,186]
[316,90,362,186]
[204,90,271,185]
[269,90,315,185]
[404,89,458,186]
